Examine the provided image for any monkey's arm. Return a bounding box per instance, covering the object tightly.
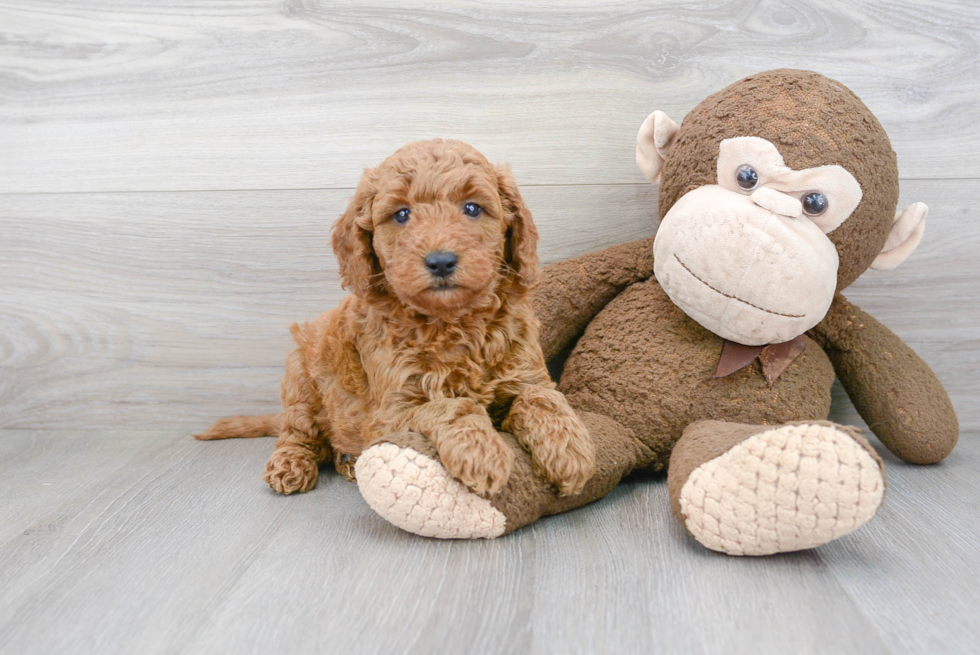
[808,294,958,464]
[533,236,655,362]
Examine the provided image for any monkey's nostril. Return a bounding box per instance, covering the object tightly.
[424,251,458,278]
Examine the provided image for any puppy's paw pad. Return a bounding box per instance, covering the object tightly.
[548,450,595,498]
[678,423,885,556]
[356,443,507,539]
[532,418,596,497]
[439,434,514,496]
[263,450,319,495]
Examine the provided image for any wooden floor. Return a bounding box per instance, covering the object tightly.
[2,1,979,653]
[2,406,979,654]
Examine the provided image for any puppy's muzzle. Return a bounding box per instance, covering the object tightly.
[425,251,458,279]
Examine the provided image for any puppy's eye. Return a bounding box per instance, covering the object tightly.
[393,208,411,224]
[736,165,759,191]
[801,192,828,217]
[462,202,482,218]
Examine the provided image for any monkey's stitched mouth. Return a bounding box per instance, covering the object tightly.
[673,254,804,318]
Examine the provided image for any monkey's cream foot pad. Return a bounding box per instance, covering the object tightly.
[355,443,507,539]
[678,423,885,556]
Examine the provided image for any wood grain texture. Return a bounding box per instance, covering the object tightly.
[1,2,979,652]
[1,180,975,431]
[1,0,978,192]
[0,430,161,544]
[0,183,659,429]
[0,427,977,655]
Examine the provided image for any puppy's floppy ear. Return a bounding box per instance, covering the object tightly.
[497,166,541,290]
[331,169,385,300]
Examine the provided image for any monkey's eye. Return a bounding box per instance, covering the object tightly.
[735,165,759,191]
[393,208,411,224]
[463,202,482,218]
[801,192,829,217]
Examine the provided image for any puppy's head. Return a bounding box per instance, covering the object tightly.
[332,139,540,317]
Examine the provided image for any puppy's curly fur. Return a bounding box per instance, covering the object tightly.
[196,140,595,497]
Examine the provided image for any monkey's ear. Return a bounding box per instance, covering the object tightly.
[636,110,680,184]
[871,202,927,271]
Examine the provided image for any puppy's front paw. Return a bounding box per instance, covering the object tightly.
[435,417,515,496]
[263,448,319,495]
[530,413,596,496]
[504,389,596,496]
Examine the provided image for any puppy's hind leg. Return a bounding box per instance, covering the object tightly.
[264,349,332,495]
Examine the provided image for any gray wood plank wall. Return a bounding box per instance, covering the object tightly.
[2,3,980,655]
[2,0,977,432]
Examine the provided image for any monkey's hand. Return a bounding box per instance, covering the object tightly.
[808,294,958,464]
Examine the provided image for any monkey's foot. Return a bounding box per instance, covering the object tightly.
[669,421,885,556]
[355,413,646,539]
[355,435,507,539]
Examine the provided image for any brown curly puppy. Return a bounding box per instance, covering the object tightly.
[196,140,595,498]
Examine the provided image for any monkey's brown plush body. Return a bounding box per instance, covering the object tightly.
[547,253,837,472]
[356,70,958,554]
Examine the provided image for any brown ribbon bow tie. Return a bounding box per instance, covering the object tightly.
[713,334,807,386]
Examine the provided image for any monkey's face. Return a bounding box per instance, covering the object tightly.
[637,70,927,347]
[653,137,862,346]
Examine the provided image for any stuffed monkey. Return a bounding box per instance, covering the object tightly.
[356,70,958,555]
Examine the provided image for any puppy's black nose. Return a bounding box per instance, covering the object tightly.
[424,251,458,278]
